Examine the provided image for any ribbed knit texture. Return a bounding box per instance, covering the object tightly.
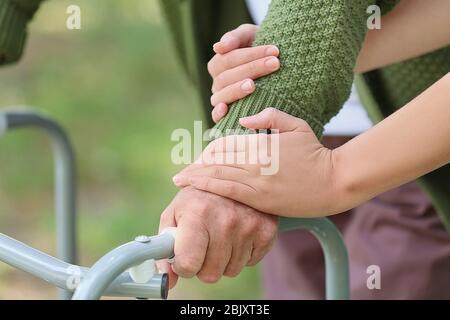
[371,46,450,110]
[214,0,408,138]
[0,0,43,65]
[215,0,375,137]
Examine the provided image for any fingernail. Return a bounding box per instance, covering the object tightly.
[220,33,233,43]
[265,46,279,56]
[241,80,254,92]
[213,42,222,52]
[218,34,234,49]
[265,57,280,70]
[239,116,251,125]
[172,175,182,186]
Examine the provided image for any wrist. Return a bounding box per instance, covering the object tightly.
[329,146,363,214]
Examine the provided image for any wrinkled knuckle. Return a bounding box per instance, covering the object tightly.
[175,256,201,277]
[241,220,257,239]
[223,216,238,233]
[221,206,238,229]
[259,220,278,246]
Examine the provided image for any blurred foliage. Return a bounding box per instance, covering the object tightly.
[0,0,261,299]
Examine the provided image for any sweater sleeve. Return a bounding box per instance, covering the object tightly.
[0,0,44,65]
[214,0,394,137]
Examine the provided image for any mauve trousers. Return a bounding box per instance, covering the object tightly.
[262,136,450,299]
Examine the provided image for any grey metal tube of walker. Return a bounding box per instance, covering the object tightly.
[1,109,77,299]
[279,217,350,300]
[72,232,175,300]
[0,233,166,299]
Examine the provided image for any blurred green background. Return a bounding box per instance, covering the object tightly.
[0,0,261,299]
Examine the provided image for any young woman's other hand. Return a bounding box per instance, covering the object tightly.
[208,24,280,123]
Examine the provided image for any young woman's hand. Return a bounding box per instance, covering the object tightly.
[208,24,280,123]
[172,108,350,218]
[173,73,450,220]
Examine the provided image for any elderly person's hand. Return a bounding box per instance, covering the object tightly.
[158,186,278,288]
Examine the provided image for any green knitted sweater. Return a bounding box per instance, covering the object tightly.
[215,0,401,137]
[0,0,43,64]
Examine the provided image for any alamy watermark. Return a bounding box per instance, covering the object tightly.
[366,265,381,290]
[367,5,381,30]
[171,121,280,175]
[66,5,81,30]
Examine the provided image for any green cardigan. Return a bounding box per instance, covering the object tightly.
[159,0,450,231]
[2,0,449,231]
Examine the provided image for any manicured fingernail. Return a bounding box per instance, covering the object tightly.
[220,33,233,42]
[265,46,279,56]
[241,80,254,92]
[213,42,222,51]
[265,57,280,70]
[218,34,234,48]
[239,116,252,125]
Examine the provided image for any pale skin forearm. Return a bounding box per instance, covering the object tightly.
[334,73,450,211]
[355,0,450,73]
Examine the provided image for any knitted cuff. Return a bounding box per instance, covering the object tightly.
[214,85,325,138]
[0,0,34,65]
